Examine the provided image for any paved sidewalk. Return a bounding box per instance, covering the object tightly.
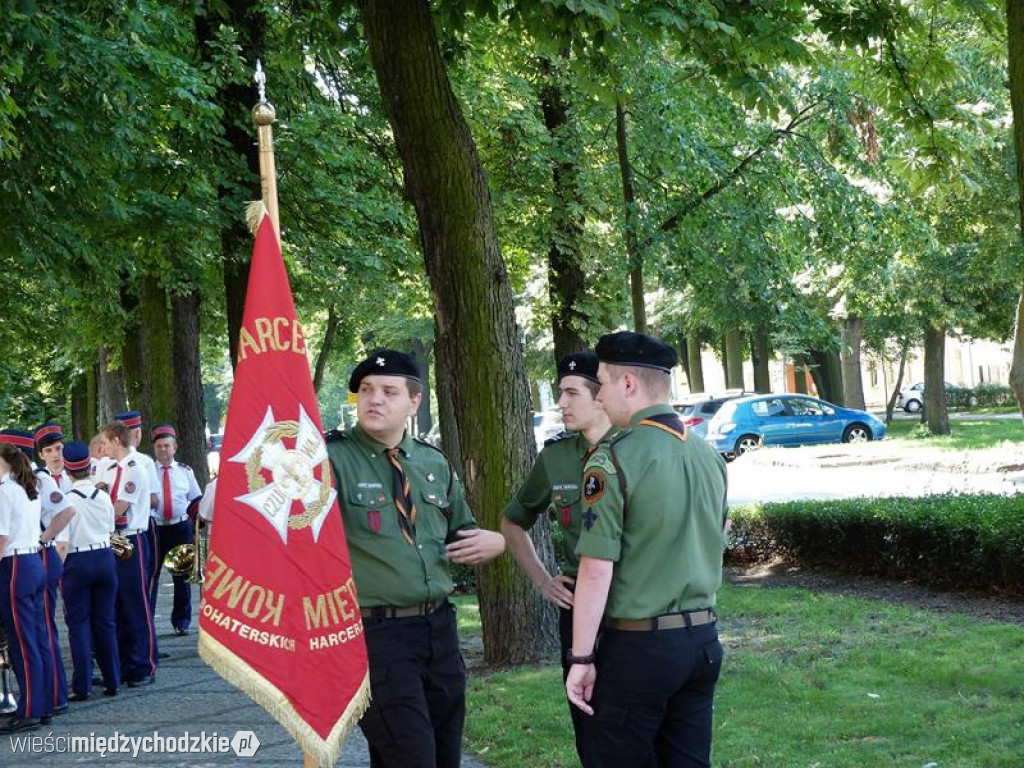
[2,576,487,766]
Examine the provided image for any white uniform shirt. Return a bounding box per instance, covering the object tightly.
[152,461,202,525]
[197,477,217,528]
[65,480,115,550]
[35,467,72,543]
[129,447,159,514]
[91,455,113,481]
[102,455,147,532]
[0,473,43,553]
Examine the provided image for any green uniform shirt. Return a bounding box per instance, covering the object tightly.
[326,424,476,608]
[502,428,617,578]
[575,404,729,619]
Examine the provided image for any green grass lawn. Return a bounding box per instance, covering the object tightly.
[456,587,1024,767]
[884,417,1023,451]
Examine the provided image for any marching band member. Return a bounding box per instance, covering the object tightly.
[0,437,47,733]
[57,441,119,701]
[99,422,158,688]
[114,412,160,615]
[33,421,73,714]
[149,424,201,635]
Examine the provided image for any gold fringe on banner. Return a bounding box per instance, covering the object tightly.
[245,200,270,236]
[198,630,370,767]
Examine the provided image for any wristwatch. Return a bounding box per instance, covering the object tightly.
[565,650,596,665]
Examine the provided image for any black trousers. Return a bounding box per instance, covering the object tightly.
[558,605,588,764]
[583,622,724,768]
[359,602,466,768]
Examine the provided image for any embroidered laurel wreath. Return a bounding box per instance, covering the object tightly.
[244,420,331,530]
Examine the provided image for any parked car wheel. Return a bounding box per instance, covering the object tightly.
[734,434,762,456]
[903,398,923,413]
[842,423,872,443]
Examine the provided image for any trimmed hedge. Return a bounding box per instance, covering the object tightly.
[727,495,1024,595]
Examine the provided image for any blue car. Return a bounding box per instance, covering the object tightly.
[705,394,886,459]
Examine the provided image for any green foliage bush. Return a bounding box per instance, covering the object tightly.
[728,495,1024,594]
[973,382,1016,407]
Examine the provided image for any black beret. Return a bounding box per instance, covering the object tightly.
[595,331,678,373]
[557,352,600,384]
[349,349,421,393]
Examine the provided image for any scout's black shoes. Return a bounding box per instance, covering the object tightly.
[0,715,41,733]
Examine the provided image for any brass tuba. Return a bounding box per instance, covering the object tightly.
[110,531,135,561]
[163,515,206,584]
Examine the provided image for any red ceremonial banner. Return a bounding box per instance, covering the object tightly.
[198,215,368,765]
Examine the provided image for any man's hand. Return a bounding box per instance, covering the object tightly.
[565,662,596,715]
[541,574,575,610]
[446,528,506,565]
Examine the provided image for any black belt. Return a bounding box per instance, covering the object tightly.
[604,608,717,632]
[360,599,448,622]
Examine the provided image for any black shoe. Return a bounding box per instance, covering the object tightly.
[158,651,170,659]
[103,688,118,697]
[0,716,41,733]
[92,676,104,686]
[54,703,69,714]
[127,676,155,688]
[174,627,191,636]
[41,715,53,725]
[68,693,89,703]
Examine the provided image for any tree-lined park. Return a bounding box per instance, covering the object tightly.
[4,2,1024,764]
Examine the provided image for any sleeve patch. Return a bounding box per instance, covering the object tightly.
[125,481,136,494]
[50,492,63,504]
[583,470,606,505]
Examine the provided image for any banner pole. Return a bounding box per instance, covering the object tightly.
[254,58,318,768]
[253,60,281,240]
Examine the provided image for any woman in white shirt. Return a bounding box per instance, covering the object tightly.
[0,438,48,733]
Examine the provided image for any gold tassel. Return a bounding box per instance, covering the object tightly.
[198,631,370,767]
[245,200,269,235]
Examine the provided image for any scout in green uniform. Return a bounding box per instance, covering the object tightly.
[326,349,505,768]
[501,351,614,760]
[566,331,729,768]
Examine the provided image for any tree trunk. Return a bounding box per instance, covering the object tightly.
[172,291,210,490]
[924,324,950,435]
[122,288,147,416]
[360,0,558,663]
[98,348,126,425]
[686,335,705,393]
[411,336,433,435]
[792,354,809,394]
[195,3,263,370]
[540,54,588,362]
[313,306,340,393]
[751,326,771,393]
[886,338,910,424]
[1005,1,1024,414]
[809,349,844,405]
[724,329,745,390]
[675,335,691,390]
[615,95,646,333]
[141,276,176,425]
[71,373,91,441]
[839,314,866,410]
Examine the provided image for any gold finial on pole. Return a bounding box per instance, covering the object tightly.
[252,60,280,240]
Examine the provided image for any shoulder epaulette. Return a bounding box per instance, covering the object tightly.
[127,459,137,468]
[543,430,574,448]
[324,429,348,443]
[69,489,87,499]
[33,466,46,475]
[180,463,194,473]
